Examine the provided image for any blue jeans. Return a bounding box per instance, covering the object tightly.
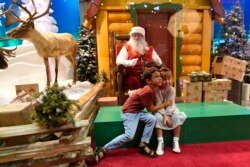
[104,111,156,151]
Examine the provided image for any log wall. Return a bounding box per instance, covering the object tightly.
[180,11,203,76]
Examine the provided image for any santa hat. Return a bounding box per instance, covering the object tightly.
[129,26,145,37]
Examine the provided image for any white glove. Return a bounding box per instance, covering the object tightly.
[129,58,138,67]
[154,58,162,66]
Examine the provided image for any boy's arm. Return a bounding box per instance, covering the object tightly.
[146,100,172,113]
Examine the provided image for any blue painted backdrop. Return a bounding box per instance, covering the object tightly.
[52,0,80,37]
[0,0,80,47]
[1,0,249,47]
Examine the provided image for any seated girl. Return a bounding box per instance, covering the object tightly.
[154,67,187,155]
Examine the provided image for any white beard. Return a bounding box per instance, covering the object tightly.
[127,38,148,55]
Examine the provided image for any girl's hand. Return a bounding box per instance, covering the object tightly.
[163,115,173,127]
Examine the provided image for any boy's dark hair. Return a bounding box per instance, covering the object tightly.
[143,67,159,80]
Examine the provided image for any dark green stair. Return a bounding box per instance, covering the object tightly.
[94,102,250,147]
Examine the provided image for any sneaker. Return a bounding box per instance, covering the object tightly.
[172,141,181,153]
[156,142,164,156]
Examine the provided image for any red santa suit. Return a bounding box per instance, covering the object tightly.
[116,43,162,90]
[116,26,162,90]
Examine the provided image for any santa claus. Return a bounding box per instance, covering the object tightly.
[116,26,162,91]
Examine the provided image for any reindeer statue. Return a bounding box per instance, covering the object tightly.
[5,0,78,86]
[0,39,16,69]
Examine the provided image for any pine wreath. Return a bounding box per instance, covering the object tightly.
[33,84,77,128]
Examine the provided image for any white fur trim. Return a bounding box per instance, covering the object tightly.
[129,26,145,37]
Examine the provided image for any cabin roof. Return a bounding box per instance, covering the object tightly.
[85,0,225,21]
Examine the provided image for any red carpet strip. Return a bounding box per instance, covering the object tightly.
[86,140,250,167]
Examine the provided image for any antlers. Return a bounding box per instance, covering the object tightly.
[0,0,18,16]
[9,0,51,23]
[0,3,17,69]
[0,38,16,69]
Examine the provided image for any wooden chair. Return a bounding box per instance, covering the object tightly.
[114,35,129,105]
[110,33,130,105]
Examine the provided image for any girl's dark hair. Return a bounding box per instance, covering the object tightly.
[159,67,172,77]
[143,67,159,80]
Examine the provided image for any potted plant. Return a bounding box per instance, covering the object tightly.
[33,84,78,128]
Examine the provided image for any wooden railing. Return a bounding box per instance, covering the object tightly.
[0,82,107,166]
[0,119,92,166]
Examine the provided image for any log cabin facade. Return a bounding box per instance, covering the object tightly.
[84,0,222,96]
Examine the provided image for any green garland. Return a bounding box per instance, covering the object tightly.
[33,84,77,128]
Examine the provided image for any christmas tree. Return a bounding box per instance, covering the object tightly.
[77,25,98,83]
[213,0,248,60]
